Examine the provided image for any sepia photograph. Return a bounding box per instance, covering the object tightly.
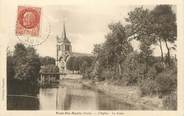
[6,4,177,111]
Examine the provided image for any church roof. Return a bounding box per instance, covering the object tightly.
[63,37,71,43]
[71,52,93,57]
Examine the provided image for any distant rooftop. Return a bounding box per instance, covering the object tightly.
[72,52,93,57]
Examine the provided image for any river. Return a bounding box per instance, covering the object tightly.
[7,76,135,110]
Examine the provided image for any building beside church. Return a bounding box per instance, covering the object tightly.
[39,65,60,87]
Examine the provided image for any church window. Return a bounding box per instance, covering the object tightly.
[58,45,62,50]
[65,45,70,51]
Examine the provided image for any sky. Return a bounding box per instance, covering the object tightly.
[0,1,176,58]
[36,5,142,57]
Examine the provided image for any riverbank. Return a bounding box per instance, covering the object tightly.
[81,79,163,110]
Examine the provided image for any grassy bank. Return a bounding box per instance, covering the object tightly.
[81,79,163,110]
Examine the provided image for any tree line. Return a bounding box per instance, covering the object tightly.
[78,5,177,110]
[7,43,57,94]
[66,56,94,74]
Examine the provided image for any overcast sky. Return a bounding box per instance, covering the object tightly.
[37,5,145,57]
[0,1,176,58]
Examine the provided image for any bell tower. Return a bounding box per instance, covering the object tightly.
[56,22,72,73]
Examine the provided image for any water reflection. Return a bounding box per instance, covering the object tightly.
[7,95,39,110]
[56,87,98,110]
[39,88,57,110]
[97,93,135,110]
[7,80,40,110]
[39,81,135,110]
[7,79,135,110]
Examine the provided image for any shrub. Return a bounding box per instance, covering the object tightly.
[99,69,114,81]
[82,67,93,80]
[145,67,157,80]
[156,68,177,96]
[154,62,165,73]
[139,79,159,96]
[138,64,177,97]
[122,52,147,85]
[138,67,158,96]
[82,71,90,79]
[163,91,177,110]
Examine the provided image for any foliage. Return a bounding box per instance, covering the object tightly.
[138,64,176,96]
[40,56,55,66]
[104,22,133,65]
[99,69,114,81]
[139,38,154,66]
[40,64,59,73]
[126,5,176,65]
[121,52,146,85]
[12,43,41,83]
[93,44,103,56]
[7,43,41,95]
[91,22,133,81]
[156,67,177,95]
[125,7,154,40]
[7,55,15,81]
[66,56,94,73]
[145,67,157,80]
[150,5,176,65]
[151,5,176,42]
[66,56,76,72]
[81,68,93,80]
[79,56,94,73]
[139,79,159,96]
[162,91,177,110]
[153,62,165,73]
[13,43,27,65]
[78,5,177,110]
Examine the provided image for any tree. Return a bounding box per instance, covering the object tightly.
[126,7,163,63]
[40,56,55,66]
[125,7,152,38]
[7,55,14,81]
[73,57,80,72]
[66,56,94,74]
[139,36,154,71]
[104,22,133,75]
[13,43,41,84]
[150,5,176,65]
[26,47,41,82]
[79,56,94,73]
[13,43,27,65]
[90,22,133,80]
[93,44,103,56]
[126,5,176,65]
[66,56,76,73]
[122,52,146,85]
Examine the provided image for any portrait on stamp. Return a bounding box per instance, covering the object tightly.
[16,6,41,36]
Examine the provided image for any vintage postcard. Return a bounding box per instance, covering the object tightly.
[0,0,183,116]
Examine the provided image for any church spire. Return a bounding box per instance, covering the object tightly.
[63,22,67,39]
[61,21,70,43]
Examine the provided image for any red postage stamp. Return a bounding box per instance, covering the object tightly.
[16,6,41,36]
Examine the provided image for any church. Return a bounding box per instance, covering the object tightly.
[56,23,92,73]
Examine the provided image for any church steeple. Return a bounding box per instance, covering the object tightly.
[63,22,67,39]
[56,21,72,73]
[62,22,70,43]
